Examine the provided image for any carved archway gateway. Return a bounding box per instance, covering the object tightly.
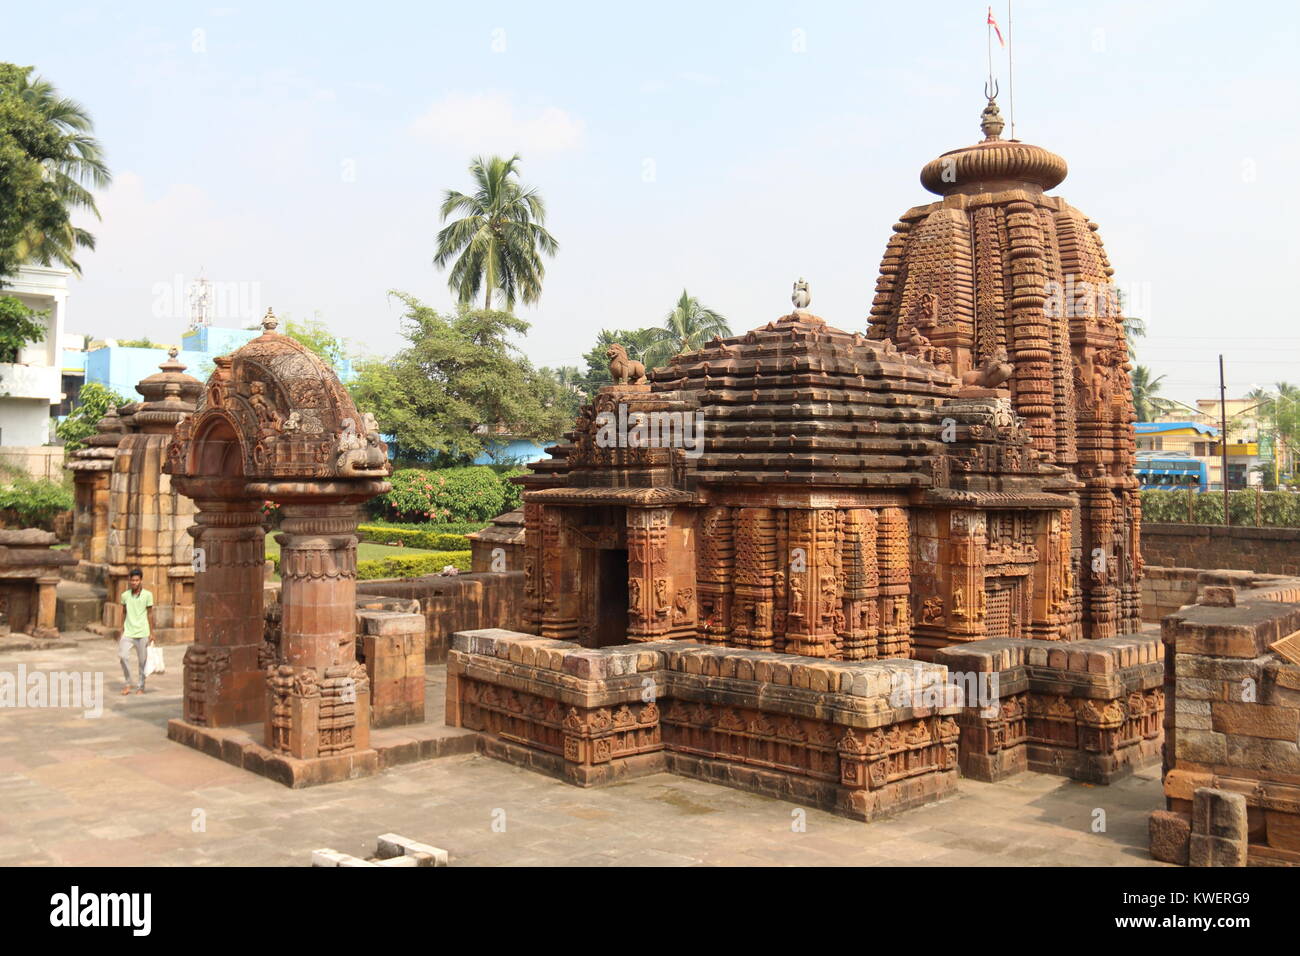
[164,310,390,762]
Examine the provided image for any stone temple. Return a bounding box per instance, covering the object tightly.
[517,310,1080,661]
[866,97,1141,640]
[447,105,1171,818]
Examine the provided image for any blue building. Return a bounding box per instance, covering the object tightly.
[82,324,354,402]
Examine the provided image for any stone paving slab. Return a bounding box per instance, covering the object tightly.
[0,637,1167,866]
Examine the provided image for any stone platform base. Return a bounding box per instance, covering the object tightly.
[167,718,476,788]
[0,633,79,654]
[667,752,959,822]
[480,734,667,786]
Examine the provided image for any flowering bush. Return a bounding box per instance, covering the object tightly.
[373,467,507,523]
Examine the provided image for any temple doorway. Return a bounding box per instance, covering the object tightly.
[595,547,629,647]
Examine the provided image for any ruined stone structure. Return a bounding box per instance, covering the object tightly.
[65,404,125,570]
[866,98,1141,640]
[93,350,203,644]
[1150,575,1300,865]
[518,310,1081,660]
[164,310,391,782]
[468,508,525,572]
[0,529,77,638]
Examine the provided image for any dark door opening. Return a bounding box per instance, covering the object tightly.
[595,548,629,647]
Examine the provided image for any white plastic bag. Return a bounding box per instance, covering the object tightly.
[144,643,165,676]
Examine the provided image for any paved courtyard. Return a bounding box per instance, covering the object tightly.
[0,637,1166,866]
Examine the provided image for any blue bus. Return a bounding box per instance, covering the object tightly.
[1135,452,1208,492]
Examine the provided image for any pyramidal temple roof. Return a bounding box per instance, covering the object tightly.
[644,310,958,486]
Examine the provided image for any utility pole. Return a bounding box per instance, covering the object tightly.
[1220,354,1230,525]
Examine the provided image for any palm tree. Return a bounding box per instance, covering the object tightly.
[642,289,730,369]
[10,70,111,274]
[1116,289,1146,362]
[1131,365,1173,423]
[434,154,558,312]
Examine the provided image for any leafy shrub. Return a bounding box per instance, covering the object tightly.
[373,466,506,523]
[499,467,526,512]
[357,524,470,550]
[1140,488,1300,527]
[56,382,128,452]
[356,550,472,580]
[0,474,74,528]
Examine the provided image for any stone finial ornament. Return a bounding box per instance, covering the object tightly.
[261,308,279,333]
[791,277,811,311]
[606,344,646,385]
[979,88,1005,141]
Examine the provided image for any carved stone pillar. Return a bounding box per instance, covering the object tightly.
[268,502,370,759]
[627,507,672,642]
[876,506,912,658]
[35,576,60,639]
[784,508,841,658]
[945,511,986,644]
[178,480,267,727]
[840,509,879,660]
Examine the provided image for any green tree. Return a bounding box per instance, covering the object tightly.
[55,381,126,451]
[1,65,110,276]
[347,292,569,463]
[1117,288,1145,362]
[434,154,558,311]
[284,315,349,368]
[642,289,730,370]
[0,64,71,284]
[1130,365,1173,423]
[580,327,659,395]
[0,295,46,362]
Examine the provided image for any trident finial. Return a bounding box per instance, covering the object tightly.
[980,86,1005,141]
[261,308,278,332]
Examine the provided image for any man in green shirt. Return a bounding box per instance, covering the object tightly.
[119,568,155,695]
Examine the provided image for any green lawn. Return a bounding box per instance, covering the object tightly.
[262,538,438,562]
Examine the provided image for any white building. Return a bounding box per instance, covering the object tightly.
[0,264,71,477]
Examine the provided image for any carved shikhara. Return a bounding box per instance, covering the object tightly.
[165,313,390,764]
[866,114,1140,640]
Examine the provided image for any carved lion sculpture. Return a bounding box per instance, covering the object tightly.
[960,348,1015,389]
[606,344,647,385]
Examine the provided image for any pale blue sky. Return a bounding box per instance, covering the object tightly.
[5,0,1298,406]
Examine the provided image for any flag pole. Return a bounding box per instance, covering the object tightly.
[987,12,994,96]
[1007,1,1016,138]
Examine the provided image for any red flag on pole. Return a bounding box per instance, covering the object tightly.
[987,6,1005,47]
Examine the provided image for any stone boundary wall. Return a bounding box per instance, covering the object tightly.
[934,634,1165,784]
[446,630,962,821]
[1142,523,1300,577]
[446,628,1166,821]
[355,571,524,663]
[1151,590,1300,866]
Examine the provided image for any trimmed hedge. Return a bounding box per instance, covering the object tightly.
[1140,488,1300,528]
[360,519,489,536]
[268,549,472,579]
[356,550,472,580]
[357,524,470,551]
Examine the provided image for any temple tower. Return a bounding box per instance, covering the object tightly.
[867,97,1141,638]
[102,348,203,643]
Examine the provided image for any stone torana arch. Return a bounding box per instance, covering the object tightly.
[164,310,390,763]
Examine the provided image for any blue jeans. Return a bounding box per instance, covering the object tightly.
[119,636,148,689]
